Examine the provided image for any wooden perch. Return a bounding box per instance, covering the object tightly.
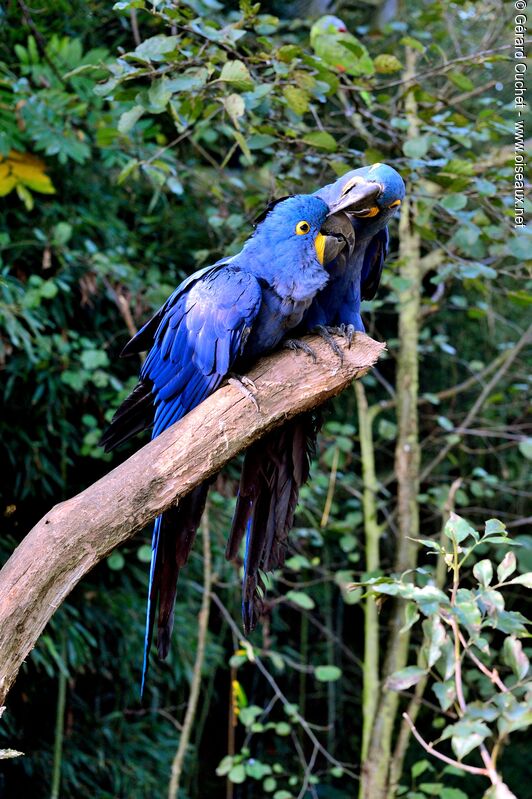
[0,333,384,705]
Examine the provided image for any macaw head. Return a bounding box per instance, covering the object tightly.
[251,194,350,267]
[317,163,406,236]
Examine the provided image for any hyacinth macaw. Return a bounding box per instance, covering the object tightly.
[100,194,351,691]
[228,163,406,632]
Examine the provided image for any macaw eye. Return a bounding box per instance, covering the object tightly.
[295,220,311,235]
[354,206,380,218]
[389,199,401,208]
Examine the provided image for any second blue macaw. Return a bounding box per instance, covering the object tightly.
[101,194,349,690]
[227,163,406,632]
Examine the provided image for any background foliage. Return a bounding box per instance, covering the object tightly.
[0,1,530,798]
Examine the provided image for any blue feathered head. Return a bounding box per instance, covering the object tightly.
[316,163,406,233]
[245,194,332,266]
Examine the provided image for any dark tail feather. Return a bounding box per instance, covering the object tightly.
[100,379,153,451]
[140,482,210,695]
[156,484,210,658]
[228,412,322,634]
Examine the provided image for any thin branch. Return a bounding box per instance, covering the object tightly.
[209,592,359,781]
[130,9,141,46]
[458,631,508,694]
[402,713,488,776]
[373,43,521,90]
[168,509,212,799]
[420,323,532,481]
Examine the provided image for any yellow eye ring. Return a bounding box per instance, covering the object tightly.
[356,206,380,218]
[295,220,311,235]
[389,199,402,208]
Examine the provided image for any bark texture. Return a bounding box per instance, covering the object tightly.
[0,333,384,706]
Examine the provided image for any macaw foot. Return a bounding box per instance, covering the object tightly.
[283,338,318,363]
[228,374,259,410]
[326,323,358,348]
[313,325,344,362]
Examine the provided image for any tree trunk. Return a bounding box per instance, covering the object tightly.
[360,47,422,799]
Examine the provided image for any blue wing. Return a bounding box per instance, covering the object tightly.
[138,263,262,693]
[141,264,262,436]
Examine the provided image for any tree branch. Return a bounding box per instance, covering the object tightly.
[0,333,384,706]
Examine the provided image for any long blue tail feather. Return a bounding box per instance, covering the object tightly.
[141,514,162,697]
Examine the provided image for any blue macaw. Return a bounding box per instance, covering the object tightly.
[227,163,406,632]
[100,194,350,690]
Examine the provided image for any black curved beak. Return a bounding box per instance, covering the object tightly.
[320,211,356,265]
[326,179,383,216]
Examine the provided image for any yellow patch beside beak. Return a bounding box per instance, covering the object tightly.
[355,206,380,218]
[314,232,326,264]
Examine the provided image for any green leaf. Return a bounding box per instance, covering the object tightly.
[422,614,447,668]
[239,705,261,727]
[246,760,272,779]
[411,759,432,779]
[400,36,426,53]
[232,130,251,160]
[302,131,337,152]
[385,666,426,691]
[448,71,474,91]
[400,601,420,633]
[518,438,532,459]
[440,193,467,212]
[503,636,530,680]
[136,544,152,563]
[473,559,493,587]
[118,105,144,134]
[147,77,172,111]
[484,519,507,537]
[508,235,531,260]
[52,222,72,245]
[493,609,529,635]
[432,680,456,711]
[442,719,490,759]
[40,281,58,299]
[283,85,310,115]
[497,698,532,736]
[374,54,402,73]
[107,552,125,571]
[134,35,179,60]
[315,665,342,682]
[80,349,109,370]
[420,784,446,796]
[497,552,516,583]
[444,513,476,544]
[483,783,519,799]
[166,67,209,93]
[223,93,245,126]
[506,573,532,589]
[275,721,291,736]
[228,764,246,784]
[403,136,430,159]
[219,60,254,91]
[117,158,139,185]
[286,590,315,610]
[216,756,234,776]
[454,589,482,632]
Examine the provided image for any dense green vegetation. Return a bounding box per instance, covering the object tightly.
[0,1,529,798]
